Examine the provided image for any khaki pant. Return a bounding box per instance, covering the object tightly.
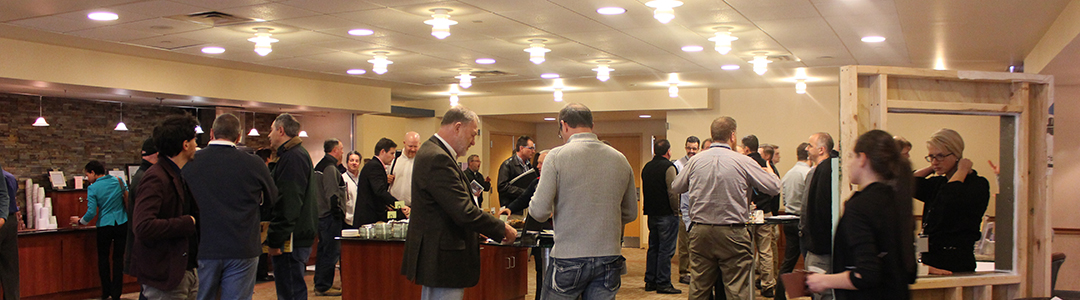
[688,224,752,300]
[678,218,690,276]
[142,269,198,300]
[805,251,834,300]
[753,213,777,290]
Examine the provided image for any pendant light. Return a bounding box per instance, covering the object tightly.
[368,51,392,75]
[194,107,204,134]
[248,28,279,56]
[32,96,49,127]
[708,27,738,55]
[593,60,613,82]
[667,73,680,98]
[449,84,461,106]
[248,112,259,136]
[645,0,683,24]
[114,103,128,131]
[423,8,457,40]
[749,52,772,75]
[455,69,475,88]
[794,67,808,94]
[524,39,551,65]
[552,79,564,102]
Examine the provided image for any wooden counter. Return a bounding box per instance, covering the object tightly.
[340,238,528,300]
[18,227,140,300]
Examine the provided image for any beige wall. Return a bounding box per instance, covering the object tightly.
[667,85,842,177]
[1051,85,1080,290]
[354,114,440,159]
[299,112,355,163]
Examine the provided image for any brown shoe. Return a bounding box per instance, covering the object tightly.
[315,288,342,296]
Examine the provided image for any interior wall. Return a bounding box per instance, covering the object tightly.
[478,117,537,212]
[1051,85,1080,291]
[298,112,355,164]
[353,114,439,160]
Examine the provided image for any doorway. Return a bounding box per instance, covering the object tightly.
[598,135,644,248]
[488,134,516,212]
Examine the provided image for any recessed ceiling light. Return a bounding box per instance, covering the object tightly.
[541,73,560,79]
[681,45,704,52]
[721,64,740,70]
[861,36,886,43]
[475,58,496,64]
[87,12,118,21]
[639,114,652,118]
[348,29,374,36]
[544,117,556,121]
[201,47,225,54]
[253,18,267,22]
[597,7,627,15]
[347,69,366,75]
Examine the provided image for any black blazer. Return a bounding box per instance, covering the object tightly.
[131,158,198,291]
[497,155,532,207]
[353,156,398,226]
[401,136,507,288]
[463,169,490,207]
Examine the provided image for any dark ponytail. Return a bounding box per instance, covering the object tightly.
[853,129,917,283]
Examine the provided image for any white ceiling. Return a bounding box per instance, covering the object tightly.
[0,0,1070,103]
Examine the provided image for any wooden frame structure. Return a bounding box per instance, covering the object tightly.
[839,65,1053,299]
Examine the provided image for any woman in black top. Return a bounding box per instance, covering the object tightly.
[913,128,990,275]
[806,130,917,300]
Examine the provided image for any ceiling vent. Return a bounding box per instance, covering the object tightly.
[168,11,257,27]
[768,54,796,62]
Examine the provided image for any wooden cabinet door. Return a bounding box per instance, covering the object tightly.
[17,235,62,297]
[501,247,528,300]
[61,231,100,292]
[49,191,92,228]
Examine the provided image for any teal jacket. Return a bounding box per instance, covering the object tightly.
[82,174,128,226]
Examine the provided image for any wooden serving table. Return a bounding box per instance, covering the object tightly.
[339,237,529,300]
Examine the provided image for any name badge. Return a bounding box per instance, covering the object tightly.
[394,201,405,209]
[387,211,397,219]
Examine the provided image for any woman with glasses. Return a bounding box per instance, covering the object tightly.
[912,128,990,275]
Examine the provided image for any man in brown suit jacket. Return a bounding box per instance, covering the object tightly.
[401,106,517,300]
[131,115,201,299]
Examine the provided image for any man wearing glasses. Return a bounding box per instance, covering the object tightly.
[800,132,839,300]
[498,136,536,208]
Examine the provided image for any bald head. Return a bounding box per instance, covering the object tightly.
[403,131,421,158]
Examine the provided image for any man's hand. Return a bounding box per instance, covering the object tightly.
[498,208,512,216]
[473,188,483,197]
[485,176,491,183]
[987,160,1000,176]
[69,216,81,226]
[501,223,517,245]
[387,174,395,185]
[401,205,411,217]
[269,248,283,256]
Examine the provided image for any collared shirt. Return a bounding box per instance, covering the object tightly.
[434,133,457,158]
[674,156,691,229]
[781,161,812,215]
[207,140,237,147]
[671,143,781,225]
[514,153,530,170]
[343,170,360,226]
[390,155,416,206]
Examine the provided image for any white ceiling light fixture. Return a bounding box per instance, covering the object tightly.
[720,64,741,70]
[708,27,738,55]
[596,7,627,15]
[194,107,204,134]
[552,79,564,102]
[524,39,551,65]
[540,73,560,79]
[645,0,683,24]
[667,73,680,98]
[593,60,613,82]
[794,67,808,94]
[368,51,393,75]
[749,52,772,75]
[449,84,461,106]
[639,115,652,118]
[681,45,703,52]
[297,115,308,137]
[87,12,119,21]
[475,58,496,64]
[201,47,225,54]
[348,29,374,36]
[424,8,457,40]
[247,27,279,56]
[248,112,259,136]
[455,69,475,88]
[114,103,128,131]
[861,36,886,43]
[32,96,48,127]
[346,69,366,75]
[544,117,556,121]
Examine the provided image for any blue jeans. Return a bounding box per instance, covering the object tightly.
[541,255,624,300]
[421,286,465,300]
[645,215,678,286]
[314,216,342,292]
[272,247,312,300]
[197,257,259,300]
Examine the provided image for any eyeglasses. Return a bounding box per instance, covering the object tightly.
[524,146,536,150]
[924,153,955,162]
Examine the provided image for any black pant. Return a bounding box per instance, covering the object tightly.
[774,222,803,300]
[97,223,127,300]
[1,214,19,300]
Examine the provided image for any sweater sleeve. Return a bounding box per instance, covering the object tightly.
[621,160,639,225]
[842,200,886,290]
[528,154,557,223]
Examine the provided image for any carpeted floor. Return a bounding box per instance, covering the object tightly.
[117,247,807,299]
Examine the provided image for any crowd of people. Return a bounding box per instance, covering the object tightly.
[22,101,990,300]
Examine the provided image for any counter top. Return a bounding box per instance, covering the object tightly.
[18,226,96,236]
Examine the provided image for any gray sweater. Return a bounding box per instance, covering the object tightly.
[529,133,638,258]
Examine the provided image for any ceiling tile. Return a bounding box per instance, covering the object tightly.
[264,44,338,57]
[106,1,208,19]
[753,17,848,59]
[497,8,610,35]
[115,17,212,35]
[360,0,447,8]
[177,0,277,10]
[260,56,335,70]
[309,38,386,53]
[458,0,561,13]
[126,35,206,50]
[7,16,104,33]
[271,15,358,31]
[811,0,898,17]
[68,26,162,42]
[723,0,820,21]
[451,12,547,39]
[273,30,345,44]
[277,0,381,14]
[559,30,672,60]
[166,27,255,43]
[218,3,321,21]
[548,0,670,30]
[0,0,136,22]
